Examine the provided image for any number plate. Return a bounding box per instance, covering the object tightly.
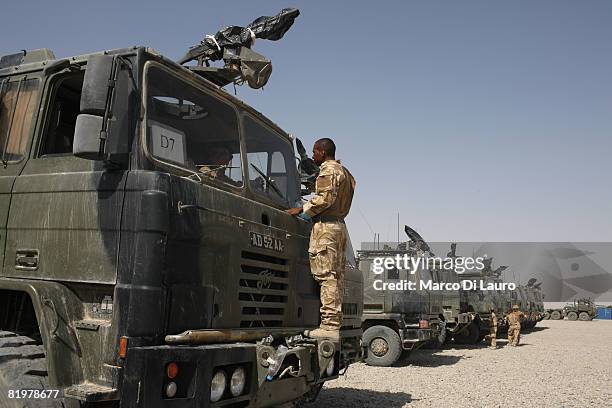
[249,232,285,253]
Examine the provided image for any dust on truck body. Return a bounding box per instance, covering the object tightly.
[0,46,362,407]
[357,246,442,366]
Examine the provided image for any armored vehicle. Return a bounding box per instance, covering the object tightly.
[426,245,503,345]
[0,14,363,407]
[449,264,502,345]
[515,279,544,328]
[357,246,441,366]
[426,264,481,345]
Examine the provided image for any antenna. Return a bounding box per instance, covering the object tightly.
[397,212,400,247]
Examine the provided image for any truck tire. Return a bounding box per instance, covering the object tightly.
[453,322,480,345]
[567,311,578,321]
[550,310,562,320]
[579,312,592,321]
[543,311,550,320]
[0,331,63,408]
[363,326,402,367]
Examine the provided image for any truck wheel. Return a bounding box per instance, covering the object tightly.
[0,331,63,408]
[579,312,592,321]
[363,326,402,367]
[543,312,550,320]
[453,322,480,345]
[550,310,562,320]
[567,312,578,321]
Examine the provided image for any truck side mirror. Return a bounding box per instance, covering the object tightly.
[73,54,128,164]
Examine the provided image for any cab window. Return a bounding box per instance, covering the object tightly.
[145,64,243,187]
[38,71,84,156]
[0,77,40,163]
[243,116,299,207]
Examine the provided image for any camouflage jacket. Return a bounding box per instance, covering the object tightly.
[506,311,524,326]
[303,160,355,219]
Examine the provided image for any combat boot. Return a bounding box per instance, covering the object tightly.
[303,328,340,342]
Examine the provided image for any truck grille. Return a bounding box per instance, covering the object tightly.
[239,251,289,328]
[342,303,359,316]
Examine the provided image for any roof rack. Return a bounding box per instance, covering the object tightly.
[0,49,56,69]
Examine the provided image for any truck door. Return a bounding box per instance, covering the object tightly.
[4,68,126,285]
[0,75,42,275]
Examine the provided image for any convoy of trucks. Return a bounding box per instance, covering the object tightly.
[0,8,602,407]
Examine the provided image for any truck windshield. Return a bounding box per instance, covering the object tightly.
[144,64,243,187]
[244,116,300,208]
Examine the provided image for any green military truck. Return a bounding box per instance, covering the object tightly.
[0,39,363,407]
[446,269,498,345]
[512,280,544,329]
[357,247,442,366]
[545,298,597,321]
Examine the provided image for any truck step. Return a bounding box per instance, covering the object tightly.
[64,382,118,402]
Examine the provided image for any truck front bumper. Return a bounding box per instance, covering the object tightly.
[399,326,434,350]
[119,340,335,408]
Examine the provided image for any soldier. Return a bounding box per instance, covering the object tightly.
[198,146,239,186]
[488,308,498,349]
[286,138,356,341]
[506,304,524,346]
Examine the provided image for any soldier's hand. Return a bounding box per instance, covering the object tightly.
[286,207,303,216]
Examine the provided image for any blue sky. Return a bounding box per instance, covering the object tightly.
[2,1,611,246]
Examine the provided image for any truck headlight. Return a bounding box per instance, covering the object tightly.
[230,367,246,397]
[210,371,227,402]
[326,357,334,376]
[165,382,177,398]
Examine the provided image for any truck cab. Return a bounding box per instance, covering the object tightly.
[357,248,441,366]
[0,47,362,408]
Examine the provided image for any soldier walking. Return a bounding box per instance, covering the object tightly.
[286,138,356,341]
[488,308,498,349]
[506,304,524,346]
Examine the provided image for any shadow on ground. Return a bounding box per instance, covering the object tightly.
[525,326,549,332]
[307,388,413,407]
[393,349,465,367]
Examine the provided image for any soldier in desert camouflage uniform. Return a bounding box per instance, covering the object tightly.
[198,146,239,186]
[286,138,356,341]
[506,304,524,346]
[488,308,498,349]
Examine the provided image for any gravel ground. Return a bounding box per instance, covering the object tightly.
[311,320,612,408]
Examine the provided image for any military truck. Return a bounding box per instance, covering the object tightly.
[545,298,597,321]
[0,16,363,407]
[357,245,441,366]
[515,280,544,329]
[449,265,500,345]
[427,262,479,345]
[426,247,506,345]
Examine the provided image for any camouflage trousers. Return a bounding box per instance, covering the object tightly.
[507,325,521,346]
[308,220,348,330]
[487,325,497,348]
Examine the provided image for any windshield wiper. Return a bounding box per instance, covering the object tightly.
[197,163,240,176]
[249,163,286,201]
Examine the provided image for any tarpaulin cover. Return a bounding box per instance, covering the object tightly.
[178,8,300,65]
